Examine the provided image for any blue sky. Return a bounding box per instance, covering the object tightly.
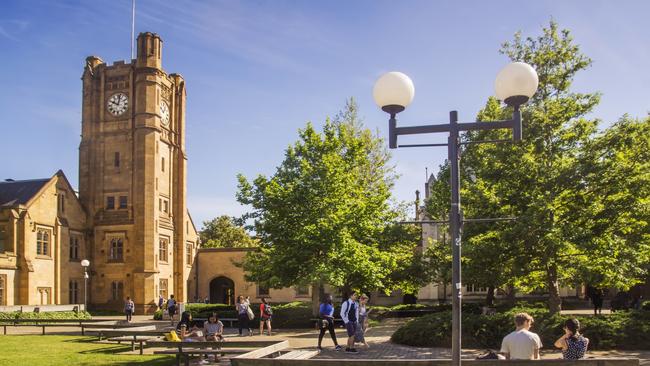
[1,0,649,227]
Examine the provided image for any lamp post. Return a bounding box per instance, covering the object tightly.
[373,62,538,366]
[81,259,90,311]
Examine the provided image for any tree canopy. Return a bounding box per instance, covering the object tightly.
[236,99,426,299]
[425,21,650,313]
[200,215,258,248]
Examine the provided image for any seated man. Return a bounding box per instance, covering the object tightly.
[500,312,542,360]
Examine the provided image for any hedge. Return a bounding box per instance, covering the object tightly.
[0,311,92,321]
[391,307,650,350]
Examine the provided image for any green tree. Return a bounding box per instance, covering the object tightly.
[237,99,425,313]
[575,116,650,288]
[200,215,258,248]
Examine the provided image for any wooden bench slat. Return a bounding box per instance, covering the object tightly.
[275,350,320,360]
[235,340,289,359]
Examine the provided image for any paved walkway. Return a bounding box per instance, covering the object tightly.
[3,316,648,365]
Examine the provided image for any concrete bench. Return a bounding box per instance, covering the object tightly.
[230,358,640,366]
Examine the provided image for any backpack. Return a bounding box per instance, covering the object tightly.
[264,304,273,316]
[165,330,181,342]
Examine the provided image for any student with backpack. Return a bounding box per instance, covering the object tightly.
[259,297,273,336]
[124,296,135,322]
[340,291,360,353]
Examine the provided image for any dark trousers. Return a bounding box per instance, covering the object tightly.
[238,313,250,335]
[125,310,132,322]
[318,317,338,347]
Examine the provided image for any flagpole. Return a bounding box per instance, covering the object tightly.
[131,0,136,60]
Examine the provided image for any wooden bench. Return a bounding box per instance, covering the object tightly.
[192,317,238,328]
[275,350,320,360]
[108,335,159,355]
[149,340,281,366]
[0,319,106,335]
[231,358,641,366]
[84,325,163,340]
[234,340,290,360]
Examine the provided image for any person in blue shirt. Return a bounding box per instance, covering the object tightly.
[317,294,342,351]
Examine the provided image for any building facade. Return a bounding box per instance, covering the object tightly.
[0,32,198,314]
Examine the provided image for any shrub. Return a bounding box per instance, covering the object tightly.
[391,308,650,350]
[0,311,92,321]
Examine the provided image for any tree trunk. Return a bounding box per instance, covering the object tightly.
[506,284,516,307]
[311,283,321,317]
[485,286,496,307]
[547,264,562,314]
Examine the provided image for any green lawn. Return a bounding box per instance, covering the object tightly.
[0,335,175,366]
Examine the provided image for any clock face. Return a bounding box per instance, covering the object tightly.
[107,93,128,116]
[160,101,170,126]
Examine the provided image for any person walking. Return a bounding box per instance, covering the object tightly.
[591,288,604,315]
[236,295,252,336]
[340,291,359,353]
[317,294,342,351]
[500,312,542,360]
[554,318,589,359]
[167,294,177,325]
[158,295,164,310]
[355,294,370,348]
[124,296,135,322]
[259,297,273,336]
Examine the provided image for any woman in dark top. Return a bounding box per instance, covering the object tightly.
[176,311,204,341]
[317,294,342,351]
[554,318,589,359]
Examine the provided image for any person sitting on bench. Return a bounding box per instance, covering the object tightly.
[176,311,205,342]
[204,313,224,341]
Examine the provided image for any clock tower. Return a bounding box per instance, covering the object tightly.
[79,32,197,313]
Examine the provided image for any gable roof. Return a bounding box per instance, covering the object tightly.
[0,178,51,207]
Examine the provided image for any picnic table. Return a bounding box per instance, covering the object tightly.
[84,324,167,341]
[147,339,280,366]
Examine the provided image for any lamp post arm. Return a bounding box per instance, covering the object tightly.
[390,108,523,146]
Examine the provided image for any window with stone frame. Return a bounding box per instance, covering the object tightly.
[109,238,124,261]
[257,284,270,297]
[159,279,168,299]
[0,225,7,253]
[295,285,309,297]
[0,274,6,306]
[36,228,51,256]
[111,281,124,301]
[57,193,65,213]
[38,287,51,305]
[69,280,79,304]
[118,196,128,209]
[69,235,80,260]
[186,242,193,265]
[106,196,115,210]
[159,237,169,263]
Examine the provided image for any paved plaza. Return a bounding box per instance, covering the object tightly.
[3,317,648,365]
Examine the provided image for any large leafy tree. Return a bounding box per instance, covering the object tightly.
[575,116,650,288]
[237,99,424,312]
[425,21,649,313]
[200,215,258,248]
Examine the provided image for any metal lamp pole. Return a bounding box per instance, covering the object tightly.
[81,259,90,311]
[374,63,537,366]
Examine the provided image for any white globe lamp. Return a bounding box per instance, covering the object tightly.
[373,71,415,115]
[494,62,538,106]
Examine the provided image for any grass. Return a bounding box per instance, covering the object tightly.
[0,335,175,366]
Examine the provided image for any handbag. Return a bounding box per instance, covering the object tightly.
[246,305,255,320]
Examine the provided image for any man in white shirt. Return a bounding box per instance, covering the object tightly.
[500,312,542,360]
[340,292,359,353]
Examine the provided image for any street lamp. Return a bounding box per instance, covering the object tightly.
[81,259,90,311]
[373,62,538,366]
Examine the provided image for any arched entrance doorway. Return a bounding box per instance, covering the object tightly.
[209,276,235,305]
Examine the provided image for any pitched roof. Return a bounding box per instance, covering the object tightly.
[0,178,51,207]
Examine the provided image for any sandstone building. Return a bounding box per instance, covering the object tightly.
[0,32,199,314]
